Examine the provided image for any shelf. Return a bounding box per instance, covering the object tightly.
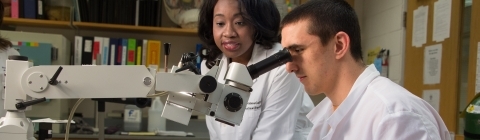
[73,22,198,36]
[3,17,71,29]
[2,18,198,36]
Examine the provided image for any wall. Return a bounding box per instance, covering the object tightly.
[358,0,406,85]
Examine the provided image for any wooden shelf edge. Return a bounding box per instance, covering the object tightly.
[3,17,71,28]
[2,18,199,36]
[73,22,198,36]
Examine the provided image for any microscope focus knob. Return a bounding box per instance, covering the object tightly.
[199,75,217,93]
[224,93,243,112]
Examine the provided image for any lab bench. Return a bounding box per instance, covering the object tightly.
[32,117,209,138]
[48,133,210,140]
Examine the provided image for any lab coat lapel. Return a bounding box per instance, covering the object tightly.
[247,44,264,84]
[307,98,332,126]
[325,65,380,138]
[306,96,334,140]
[217,54,229,84]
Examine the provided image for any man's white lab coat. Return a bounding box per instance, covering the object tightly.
[306,64,451,140]
[201,43,314,140]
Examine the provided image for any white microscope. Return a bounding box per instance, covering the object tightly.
[0,48,292,140]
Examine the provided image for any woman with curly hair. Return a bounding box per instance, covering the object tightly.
[197,0,314,139]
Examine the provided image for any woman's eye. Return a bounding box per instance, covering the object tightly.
[235,21,244,25]
[216,22,225,26]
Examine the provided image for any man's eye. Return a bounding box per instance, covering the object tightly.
[294,48,304,53]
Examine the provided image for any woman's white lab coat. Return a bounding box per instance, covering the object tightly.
[0,47,20,117]
[201,43,314,140]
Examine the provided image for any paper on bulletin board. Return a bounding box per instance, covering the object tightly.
[433,0,451,42]
[366,47,381,64]
[476,42,480,94]
[424,44,442,85]
[413,5,428,47]
[423,89,440,112]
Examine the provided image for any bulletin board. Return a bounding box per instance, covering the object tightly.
[404,0,463,133]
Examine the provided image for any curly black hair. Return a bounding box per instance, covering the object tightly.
[197,0,281,68]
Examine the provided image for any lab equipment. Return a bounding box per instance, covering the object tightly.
[148,97,166,132]
[177,52,200,74]
[164,43,171,73]
[123,105,142,132]
[464,93,480,140]
[0,48,292,140]
[196,44,203,70]
[374,48,389,77]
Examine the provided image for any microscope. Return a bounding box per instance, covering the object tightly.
[0,48,292,140]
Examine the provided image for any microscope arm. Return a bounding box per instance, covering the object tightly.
[19,65,154,100]
[16,64,221,101]
[15,61,223,99]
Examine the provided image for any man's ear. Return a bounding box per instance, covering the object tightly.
[334,31,350,60]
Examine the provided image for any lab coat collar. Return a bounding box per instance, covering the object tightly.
[307,64,380,134]
[248,43,271,83]
[306,96,332,126]
[326,64,379,129]
[247,43,264,66]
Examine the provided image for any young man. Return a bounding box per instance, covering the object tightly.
[280,0,450,139]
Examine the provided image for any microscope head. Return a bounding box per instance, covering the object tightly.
[159,48,292,126]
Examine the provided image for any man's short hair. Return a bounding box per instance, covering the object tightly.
[280,0,363,62]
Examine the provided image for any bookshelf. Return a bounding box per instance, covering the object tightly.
[3,17,198,36]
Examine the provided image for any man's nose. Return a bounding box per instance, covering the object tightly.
[286,61,298,73]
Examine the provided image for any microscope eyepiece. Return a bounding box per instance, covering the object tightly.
[247,48,291,79]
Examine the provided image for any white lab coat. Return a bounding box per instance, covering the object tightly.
[306,64,451,140]
[201,43,314,140]
[0,47,20,117]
